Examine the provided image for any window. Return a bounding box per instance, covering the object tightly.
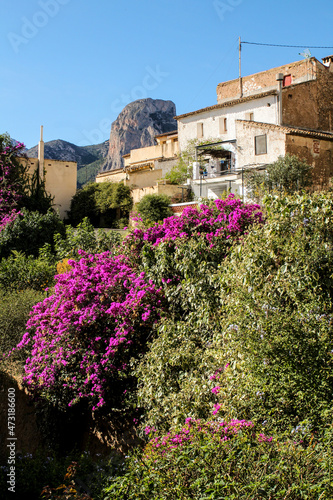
[245,112,254,121]
[283,74,292,87]
[255,134,267,155]
[197,122,204,138]
[219,117,227,134]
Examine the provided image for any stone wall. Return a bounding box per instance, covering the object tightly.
[282,80,319,130]
[217,58,317,102]
[286,134,333,189]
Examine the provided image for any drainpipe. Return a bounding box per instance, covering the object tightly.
[276,73,284,126]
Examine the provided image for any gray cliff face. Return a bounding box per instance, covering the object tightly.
[102,98,177,172]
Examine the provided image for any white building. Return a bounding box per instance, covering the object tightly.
[175,56,333,199]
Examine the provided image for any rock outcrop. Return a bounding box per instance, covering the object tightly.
[102,98,177,172]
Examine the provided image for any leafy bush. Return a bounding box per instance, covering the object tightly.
[0,134,54,225]
[130,196,263,430]
[0,288,45,367]
[0,134,27,220]
[136,194,172,224]
[104,419,333,499]
[214,192,333,431]
[0,209,65,259]
[69,182,133,227]
[163,157,189,185]
[0,251,56,291]
[53,217,123,260]
[0,450,119,500]
[245,154,312,199]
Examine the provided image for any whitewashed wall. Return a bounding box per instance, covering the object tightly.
[177,95,278,151]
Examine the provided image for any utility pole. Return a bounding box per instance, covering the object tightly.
[239,36,243,98]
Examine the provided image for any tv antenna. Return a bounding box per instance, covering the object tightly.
[299,48,312,59]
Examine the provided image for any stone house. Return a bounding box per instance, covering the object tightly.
[96,130,181,204]
[175,55,333,199]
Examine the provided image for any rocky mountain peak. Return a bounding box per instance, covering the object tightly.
[102,98,177,172]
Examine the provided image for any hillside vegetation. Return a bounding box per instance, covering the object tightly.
[1,157,333,498]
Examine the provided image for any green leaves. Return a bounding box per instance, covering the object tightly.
[68,182,133,227]
[136,194,173,224]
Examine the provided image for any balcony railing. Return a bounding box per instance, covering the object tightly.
[198,168,240,180]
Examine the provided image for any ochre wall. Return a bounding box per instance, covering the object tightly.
[20,157,77,219]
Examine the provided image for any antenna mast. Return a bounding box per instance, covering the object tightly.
[239,36,243,97]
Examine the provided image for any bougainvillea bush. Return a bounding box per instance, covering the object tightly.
[16,251,163,411]
[0,134,26,227]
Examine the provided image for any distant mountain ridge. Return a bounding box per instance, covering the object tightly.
[27,139,109,188]
[25,98,177,187]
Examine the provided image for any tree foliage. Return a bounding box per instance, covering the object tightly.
[68,182,133,227]
[245,154,312,199]
[136,194,172,224]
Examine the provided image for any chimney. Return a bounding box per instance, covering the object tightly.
[38,125,44,181]
[276,73,284,126]
[322,55,333,72]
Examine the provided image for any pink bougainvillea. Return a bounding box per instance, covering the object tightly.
[16,251,163,410]
[126,195,263,250]
[146,418,256,453]
[0,139,26,228]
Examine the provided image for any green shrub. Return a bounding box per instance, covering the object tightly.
[215,192,333,432]
[104,420,333,499]
[245,154,312,200]
[0,251,56,292]
[0,287,45,367]
[164,157,189,185]
[0,449,119,500]
[53,217,123,261]
[68,182,133,227]
[136,194,172,224]
[0,209,65,259]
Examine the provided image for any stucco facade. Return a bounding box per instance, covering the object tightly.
[175,56,333,200]
[176,92,278,153]
[21,156,77,219]
[95,130,180,204]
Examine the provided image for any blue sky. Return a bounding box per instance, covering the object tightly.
[1,0,332,148]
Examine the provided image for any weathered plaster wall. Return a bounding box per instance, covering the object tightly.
[217,58,317,102]
[96,170,126,184]
[235,120,286,170]
[131,183,180,205]
[43,160,77,219]
[21,157,77,219]
[286,134,333,189]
